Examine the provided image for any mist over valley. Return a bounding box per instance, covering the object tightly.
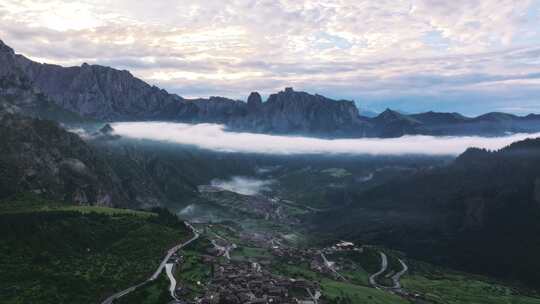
[110,121,540,156]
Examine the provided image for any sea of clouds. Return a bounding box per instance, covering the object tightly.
[110,122,540,156]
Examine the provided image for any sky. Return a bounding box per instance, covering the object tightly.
[110,122,540,156]
[1,0,540,115]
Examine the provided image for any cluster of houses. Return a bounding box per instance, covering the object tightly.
[178,220,364,304]
[270,245,317,262]
[324,241,362,253]
[198,258,320,304]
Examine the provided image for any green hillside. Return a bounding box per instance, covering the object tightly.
[0,196,190,304]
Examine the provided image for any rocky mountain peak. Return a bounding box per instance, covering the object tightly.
[410,111,469,125]
[370,108,423,137]
[375,108,405,121]
[525,113,540,120]
[474,112,518,122]
[247,92,263,111]
[0,40,19,78]
[241,87,365,135]
[0,39,14,55]
[99,123,114,134]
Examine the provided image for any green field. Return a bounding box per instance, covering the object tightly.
[231,246,272,260]
[320,279,408,304]
[403,274,540,304]
[175,239,213,298]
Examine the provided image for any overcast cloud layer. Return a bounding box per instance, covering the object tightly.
[1,1,540,115]
[111,122,540,156]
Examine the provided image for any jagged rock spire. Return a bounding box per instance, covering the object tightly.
[247,92,262,111]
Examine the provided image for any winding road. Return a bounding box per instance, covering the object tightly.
[165,263,179,301]
[391,259,408,290]
[368,252,388,288]
[368,251,408,293]
[101,222,199,304]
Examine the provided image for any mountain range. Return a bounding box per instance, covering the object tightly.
[2,39,540,138]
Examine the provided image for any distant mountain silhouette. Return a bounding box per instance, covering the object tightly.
[2,39,540,137]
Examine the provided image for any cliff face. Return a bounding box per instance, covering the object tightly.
[184,96,247,124]
[232,88,369,136]
[0,40,35,111]
[0,40,19,78]
[0,113,132,206]
[4,43,253,123]
[15,57,185,120]
[0,41,86,122]
[264,88,364,133]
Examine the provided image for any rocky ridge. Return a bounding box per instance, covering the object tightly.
[3,38,540,138]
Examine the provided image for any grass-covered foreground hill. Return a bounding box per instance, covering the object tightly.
[0,196,190,304]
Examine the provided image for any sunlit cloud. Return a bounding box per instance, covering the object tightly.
[1,0,539,114]
[110,122,540,156]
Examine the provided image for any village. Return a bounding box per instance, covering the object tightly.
[162,222,378,304]
[166,184,414,304]
[198,257,320,304]
[164,235,322,304]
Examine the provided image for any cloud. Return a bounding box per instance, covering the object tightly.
[110,122,540,156]
[211,176,274,196]
[1,0,539,114]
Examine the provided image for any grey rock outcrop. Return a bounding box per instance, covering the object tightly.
[233,88,369,136]
[247,92,263,112]
[185,96,247,123]
[14,57,185,120]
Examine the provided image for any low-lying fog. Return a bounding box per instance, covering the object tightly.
[111,122,540,156]
[211,176,274,196]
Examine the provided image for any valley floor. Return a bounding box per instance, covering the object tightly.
[108,218,540,304]
[2,195,540,304]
